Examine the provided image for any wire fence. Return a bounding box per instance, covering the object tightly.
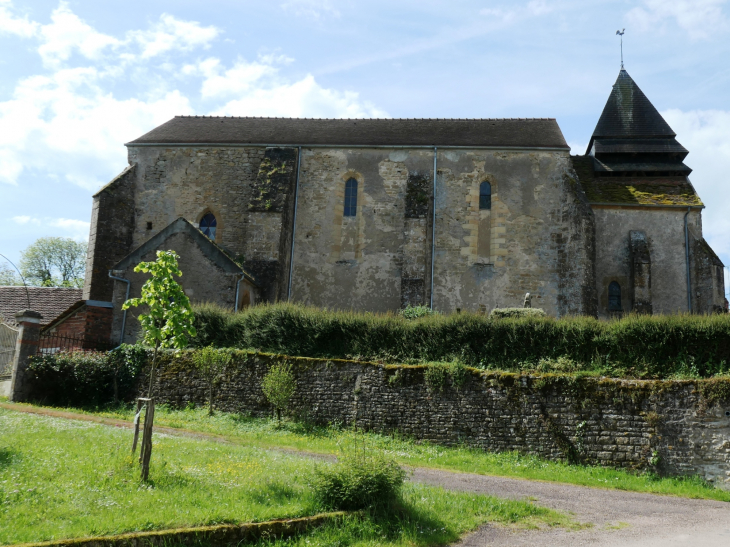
[37,333,112,355]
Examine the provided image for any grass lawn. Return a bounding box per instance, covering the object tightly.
[0,408,574,546]
[37,403,730,503]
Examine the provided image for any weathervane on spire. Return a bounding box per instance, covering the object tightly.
[616,28,625,69]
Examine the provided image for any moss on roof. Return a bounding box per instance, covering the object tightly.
[571,156,702,207]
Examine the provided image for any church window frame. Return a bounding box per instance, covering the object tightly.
[479,181,492,210]
[344,178,358,217]
[199,212,218,240]
[608,281,622,311]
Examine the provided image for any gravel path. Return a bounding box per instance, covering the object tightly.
[3,402,729,546]
[412,468,730,546]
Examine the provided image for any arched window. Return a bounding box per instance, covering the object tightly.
[608,281,622,311]
[199,212,217,240]
[479,181,492,210]
[344,178,358,217]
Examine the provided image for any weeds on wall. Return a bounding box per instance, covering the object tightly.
[191,302,730,379]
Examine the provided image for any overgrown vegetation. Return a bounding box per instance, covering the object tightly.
[311,447,407,510]
[399,305,437,320]
[26,345,147,406]
[0,409,572,546]
[191,303,730,378]
[489,307,546,319]
[48,404,730,502]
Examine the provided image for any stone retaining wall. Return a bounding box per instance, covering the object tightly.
[148,352,730,489]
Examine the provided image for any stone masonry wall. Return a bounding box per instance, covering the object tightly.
[83,165,136,302]
[593,207,702,317]
[149,352,730,489]
[432,150,595,315]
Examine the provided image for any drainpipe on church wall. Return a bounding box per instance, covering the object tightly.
[684,207,692,312]
[108,271,130,346]
[429,147,438,310]
[234,274,244,312]
[287,146,302,302]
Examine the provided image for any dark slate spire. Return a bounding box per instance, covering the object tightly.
[586,69,691,177]
[589,70,675,147]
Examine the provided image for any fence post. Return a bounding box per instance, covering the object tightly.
[9,310,42,403]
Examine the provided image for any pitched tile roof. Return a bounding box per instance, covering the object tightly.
[0,286,83,326]
[127,117,569,149]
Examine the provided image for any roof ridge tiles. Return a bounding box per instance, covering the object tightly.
[173,115,556,121]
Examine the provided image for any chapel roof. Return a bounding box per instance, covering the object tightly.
[127,117,569,149]
[0,286,83,326]
[113,217,258,286]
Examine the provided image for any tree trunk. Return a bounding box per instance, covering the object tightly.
[208,384,214,416]
[140,399,155,481]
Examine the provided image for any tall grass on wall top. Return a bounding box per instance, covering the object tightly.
[191,303,730,378]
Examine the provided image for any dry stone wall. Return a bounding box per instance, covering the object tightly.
[149,352,730,489]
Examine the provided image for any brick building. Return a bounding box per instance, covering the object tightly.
[80,68,726,344]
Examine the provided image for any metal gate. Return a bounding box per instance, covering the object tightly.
[0,322,19,379]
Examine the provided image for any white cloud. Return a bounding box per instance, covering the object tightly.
[662,108,730,262]
[129,13,220,59]
[0,0,39,38]
[0,62,193,188]
[480,0,555,24]
[11,216,89,240]
[49,218,91,240]
[212,74,388,118]
[12,215,36,224]
[38,1,121,67]
[188,57,278,99]
[0,2,386,193]
[627,0,728,40]
[281,0,340,20]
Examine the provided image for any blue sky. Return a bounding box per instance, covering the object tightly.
[1,0,729,289]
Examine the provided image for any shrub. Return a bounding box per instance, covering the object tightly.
[489,308,546,319]
[311,451,407,510]
[261,362,296,423]
[26,345,148,406]
[191,346,232,415]
[190,303,730,379]
[399,305,436,320]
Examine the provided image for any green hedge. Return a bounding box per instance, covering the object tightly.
[26,345,148,407]
[191,303,730,378]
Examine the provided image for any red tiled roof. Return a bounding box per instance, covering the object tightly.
[0,286,83,326]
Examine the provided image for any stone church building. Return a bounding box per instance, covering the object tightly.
[80,68,726,344]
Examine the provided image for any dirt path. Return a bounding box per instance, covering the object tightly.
[3,402,729,546]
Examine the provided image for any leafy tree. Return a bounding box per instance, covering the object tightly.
[19,237,87,288]
[0,263,20,286]
[261,362,296,425]
[122,250,196,481]
[122,250,196,397]
[191,345,231,415]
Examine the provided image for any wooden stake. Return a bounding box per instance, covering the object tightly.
[131,398,146,456]
[140,398,155,481]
